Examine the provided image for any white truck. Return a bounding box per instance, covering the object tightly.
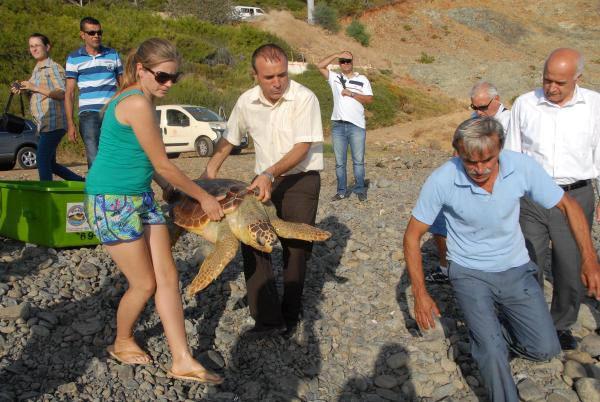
[155,105,247,157]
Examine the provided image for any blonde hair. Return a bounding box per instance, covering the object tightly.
[120,38,182,91]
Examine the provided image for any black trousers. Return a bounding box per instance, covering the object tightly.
[520,184,594,330]
[241,171,321,328]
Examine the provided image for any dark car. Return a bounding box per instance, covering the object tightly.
[0,118,38,170]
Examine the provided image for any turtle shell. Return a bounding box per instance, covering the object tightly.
[171,178,258,229]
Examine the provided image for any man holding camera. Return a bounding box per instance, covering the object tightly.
[318,51,373,201]
[65,17,122,168]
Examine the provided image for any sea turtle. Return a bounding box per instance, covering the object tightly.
[168,179,331,296]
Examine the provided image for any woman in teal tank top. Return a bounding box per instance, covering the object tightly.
[83,38,224,384]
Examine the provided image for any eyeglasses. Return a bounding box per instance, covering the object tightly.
[339,58,353,64]
[84,30,103,37]
[144,66,182,84]
[470,98,494,111]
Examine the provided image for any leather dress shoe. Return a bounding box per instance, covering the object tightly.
[282,322,299,339]
[242,324,286,339]
[556,329,577,350]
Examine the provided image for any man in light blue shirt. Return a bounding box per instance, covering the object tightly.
[404,117,600,402]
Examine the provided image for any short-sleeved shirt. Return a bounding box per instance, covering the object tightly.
[412,150,564,272]
[65,45,123,114]
[328,71,373,129]
[85,90,153,195]
[505,86,600,189]
[224,80,324,175]
[28,58,67,133]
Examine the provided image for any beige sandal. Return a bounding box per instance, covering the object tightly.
[166,368,224,385]
[106,345,152,366]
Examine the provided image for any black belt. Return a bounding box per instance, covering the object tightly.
[559,179,591,191]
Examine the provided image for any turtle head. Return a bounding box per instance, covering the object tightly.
[248,221,278,252]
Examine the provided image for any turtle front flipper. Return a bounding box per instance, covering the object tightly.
[263,202,331,241]
[187,224,239,296]
[270,219,332,241]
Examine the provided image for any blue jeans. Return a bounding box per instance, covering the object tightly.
[331,120,366,195]
[37,129,84,182]
[78,111,102,167]
[449,261,560,402]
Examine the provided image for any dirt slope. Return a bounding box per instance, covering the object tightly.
[255,1,599,150]
[258,1,600,101]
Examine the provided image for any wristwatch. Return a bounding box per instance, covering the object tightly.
[350,92,355,98]
[261,171,275,183]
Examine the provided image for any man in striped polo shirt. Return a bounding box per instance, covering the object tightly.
[65,16,122,168]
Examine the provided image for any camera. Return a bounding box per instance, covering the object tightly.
[11,81,22,91]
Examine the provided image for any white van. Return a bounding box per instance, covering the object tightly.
[232,6,266,21]
[155,105,247,157]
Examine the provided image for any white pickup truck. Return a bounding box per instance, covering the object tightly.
[155,104,248,157]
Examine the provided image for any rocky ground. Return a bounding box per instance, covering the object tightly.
[1,150,600,401]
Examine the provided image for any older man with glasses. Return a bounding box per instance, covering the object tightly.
[469,81,511,129]
[505,48,600,351]
[65,16,122,168]
[318,51,373,201]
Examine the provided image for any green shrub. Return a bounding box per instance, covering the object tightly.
[313,3,339,32]
[345,20,370,46]
[417,52,435,64]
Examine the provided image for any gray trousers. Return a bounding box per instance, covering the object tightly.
[519,184,594,330]
[449,261,560,402]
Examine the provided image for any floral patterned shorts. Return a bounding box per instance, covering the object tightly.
[84,192,165,244]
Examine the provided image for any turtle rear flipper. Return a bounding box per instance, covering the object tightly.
[187,225,239,296]
[271,219,331,242]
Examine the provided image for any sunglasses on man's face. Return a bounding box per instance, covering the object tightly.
[470,98,494,112]
[84,30,103,37]
[339,58,353,64]
[144,66,182,84]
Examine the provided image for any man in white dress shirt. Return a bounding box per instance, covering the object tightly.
[203,44,324,339]
[469,81,511,128]
[505,48,600,350]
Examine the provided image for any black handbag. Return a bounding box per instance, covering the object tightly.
[0,90,26,133]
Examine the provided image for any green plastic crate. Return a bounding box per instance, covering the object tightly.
[0,180,99,247]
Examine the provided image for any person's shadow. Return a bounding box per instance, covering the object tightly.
[0,249,126,400]
[213,215,350,401]
[396,236,442,336]
[395,235,486,400]
[338,343,413,401]
[0,234,230,401]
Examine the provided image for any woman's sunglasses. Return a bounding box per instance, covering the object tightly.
[144,66,182,84]
[339,58,353,64]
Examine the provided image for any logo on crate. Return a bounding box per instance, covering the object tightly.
[66,203,91,233]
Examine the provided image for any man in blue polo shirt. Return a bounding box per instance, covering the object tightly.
[403,117,600,401]
[65,16,122,168]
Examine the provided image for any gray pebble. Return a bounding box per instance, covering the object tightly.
[575,378,600,402]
